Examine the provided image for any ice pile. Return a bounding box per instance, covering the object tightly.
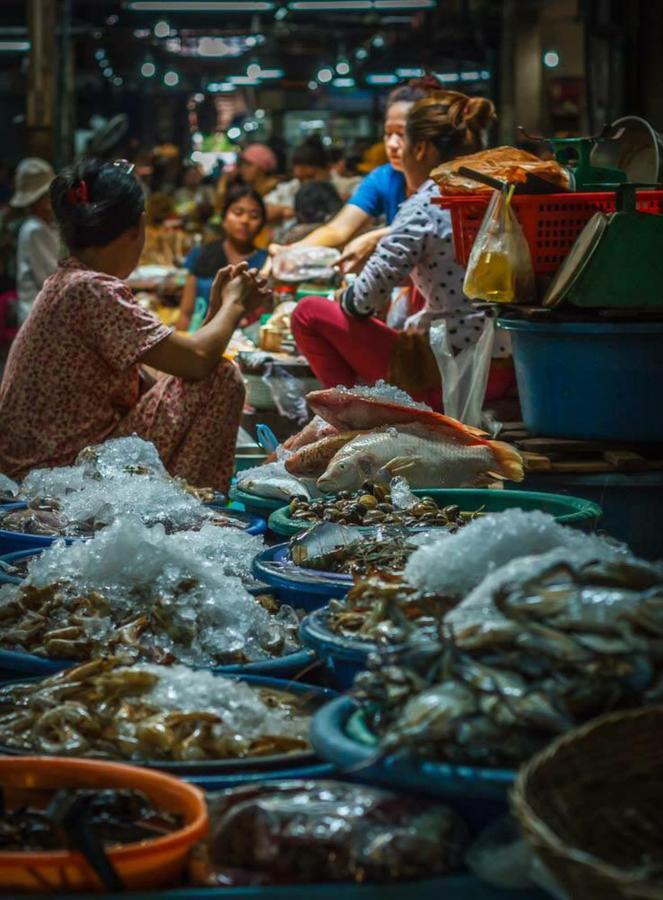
[0,473,19,500]
[144,664,309,743]
[340,380,433,411]
[11,517,297,665]
[403,509,630,598]
[20,436,213,533]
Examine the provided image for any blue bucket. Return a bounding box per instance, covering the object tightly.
[300,609,372,690]
[311,696,515,832]
[0,548,317,682]
[253,544,351,610]
[498,319,663,441]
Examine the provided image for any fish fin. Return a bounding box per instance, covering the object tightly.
[487,440,525,482]
[381,455,419,476]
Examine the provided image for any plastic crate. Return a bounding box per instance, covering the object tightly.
[433,190,663,274]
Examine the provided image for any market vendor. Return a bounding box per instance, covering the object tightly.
[0,159,269,493]
[176,185,268,332]
[272,75,443,274]
[292,92,514,409]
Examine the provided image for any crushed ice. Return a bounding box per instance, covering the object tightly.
[339,380,432,411]
[404,509,631,598]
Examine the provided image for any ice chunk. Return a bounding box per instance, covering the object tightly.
[0,474,19,500]
[76,434,166,478]
[339,380,432,412]
[390,476,418,510]
[404,509,630,598]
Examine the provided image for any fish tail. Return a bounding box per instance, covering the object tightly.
[487,440,525,482]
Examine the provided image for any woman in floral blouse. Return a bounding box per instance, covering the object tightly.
[0,159,268,492]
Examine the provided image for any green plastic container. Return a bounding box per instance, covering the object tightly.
[229,486,289,517]
[268,488,603,538]
[234,453,268,473]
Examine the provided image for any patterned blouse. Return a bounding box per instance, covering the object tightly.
[0,257,172,478]
[342,178,510,356]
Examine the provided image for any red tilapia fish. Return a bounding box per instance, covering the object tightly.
[264,415,338,464]
[285,430,368,477]
[307,388,488,446]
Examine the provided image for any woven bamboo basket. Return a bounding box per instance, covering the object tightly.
[512,706,663,900]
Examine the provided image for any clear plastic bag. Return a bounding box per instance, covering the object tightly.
[463,187,535,303]
[429,314,495,427]
[261,361,309,423]
[272,246,340,283]
[196,779,467,886]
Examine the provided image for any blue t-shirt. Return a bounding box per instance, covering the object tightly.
[348,164,406,225]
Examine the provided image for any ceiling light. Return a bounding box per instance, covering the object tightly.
[194,92,205,102]
[480,69,490,79]
[258,68,283,78]
[289,1,371,8]
[336,60,350,75]
[106,14,119,24]
[246,62,262,79]
[460,71,480,81]
[371,34,385,48]
[133,28,151,37]
[395,66,424,77]
[113,76,123,86]
[0,41,31,53]
[332,77,355,88]
[154,20,170,38]
[228,127,242,140]
[355,47,368,60]
[228,75,260,84]
[275,6,288,18]
[197,37,229,56]
[436,71,459,82]
[307,80,318,90]
[141,60,156,76]
[366,73,397,85]
[129,1,274,10]
[544,50,560,68]
[255,108,266,118]
[373,0,435,8]
[317,66,333,83]
[207,81,236,92]
[95,49,105,60]
[103,66,113,77]
[164,70,180,86]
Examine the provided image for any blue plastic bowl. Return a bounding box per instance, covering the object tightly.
[311,695,515,832]
[0,673,337,777]
[0,501,81,555]
[300,609,373,690]
[0,548,316,682]
[498,319,663,441]
[253,544,351,610]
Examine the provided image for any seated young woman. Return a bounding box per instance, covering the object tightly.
[291,91,514,410]
[0,159,269,493]
[176,184,268,332]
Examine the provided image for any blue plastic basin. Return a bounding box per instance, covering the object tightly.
[498,319,663,441]
[0,502,80,555]
[311,695,515,832]
[253,544,351,610]
[300,609,372,690]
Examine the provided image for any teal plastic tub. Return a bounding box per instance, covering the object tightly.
[268,487,603,538]
[300,608,372,690]
[229,486,287,518]
[311,696,515,833]
[498,319,663,441]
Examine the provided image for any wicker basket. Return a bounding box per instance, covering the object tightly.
[512,706,663,900]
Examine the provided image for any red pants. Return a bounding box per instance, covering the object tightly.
[291,296,514,410]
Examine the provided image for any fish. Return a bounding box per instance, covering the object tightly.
[238,473,311,501]
[284,430,368,477]
[307,388,488,445]
[316,427,524,494]
[264,416,339,463]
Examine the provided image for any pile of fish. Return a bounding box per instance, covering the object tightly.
[355,548,663,767]
[198,780,467,885]
[0,659,312,761]
[2,436,224,537]
[0,788,181,851]
[0,518,299,666]
[239,382,524,500]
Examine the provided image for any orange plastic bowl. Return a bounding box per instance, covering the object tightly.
[0,756,207,894]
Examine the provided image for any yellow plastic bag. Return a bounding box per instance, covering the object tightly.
[463,186,535,303]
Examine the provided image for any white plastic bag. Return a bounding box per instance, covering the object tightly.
[429,314,495,427]
[272,246,340,283]
[463,187,535,303]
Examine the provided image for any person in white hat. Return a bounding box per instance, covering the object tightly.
[11,158,59,325]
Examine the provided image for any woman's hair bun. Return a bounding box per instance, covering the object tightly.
[50,158,145,250]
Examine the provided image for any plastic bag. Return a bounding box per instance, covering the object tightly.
[261,361,309,423]
[429,314,495,427]
[272,246,340,283]
[463,187,535,303]
[196,779,468,886]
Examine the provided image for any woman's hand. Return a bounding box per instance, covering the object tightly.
[203,264,237,325]
[243,268,273,315]
[335,230,381,275]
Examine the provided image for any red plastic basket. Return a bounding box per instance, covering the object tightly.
[433,190,663,274]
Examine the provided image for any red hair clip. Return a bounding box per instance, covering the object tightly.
[66,180,89,205]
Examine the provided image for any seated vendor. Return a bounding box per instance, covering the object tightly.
[176,185,268,332]
[292,92,514,409]
[0,159,270,493]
